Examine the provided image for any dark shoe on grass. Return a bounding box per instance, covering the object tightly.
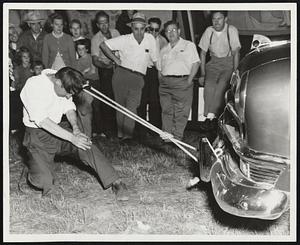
[112,181,129,201]
[120,137,137,145]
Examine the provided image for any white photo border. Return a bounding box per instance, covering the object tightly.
[3,2,297,242]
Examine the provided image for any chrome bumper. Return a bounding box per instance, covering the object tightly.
[210,157,289,220]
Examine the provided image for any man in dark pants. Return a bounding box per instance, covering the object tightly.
[20,67,128,201]
[137,17,168,137]
[91,11,120,137]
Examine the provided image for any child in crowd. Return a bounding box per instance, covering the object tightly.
[31,60,45,76]
[75,39,98,81]
[70,19,91,58]
[12,47,33,91]
[42,13,76,70]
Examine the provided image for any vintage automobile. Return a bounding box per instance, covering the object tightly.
[198,37,291,220]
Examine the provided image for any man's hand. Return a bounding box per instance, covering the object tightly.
[198,76,205,86]
[160,131,174,141]
[158,71,162,81]
[187,78,193,86]
[114,58,121,66]
[70,133,92,150]
[73,126,82,136]
[101,57,113,67]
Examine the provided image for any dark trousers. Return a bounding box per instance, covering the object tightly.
[96,67,117,136]
[10,91,23,131]
[137,67,162,135]
[112,66,144,138]
[75,90,94,138]
[23,111,119,194]
[204,56,233,116]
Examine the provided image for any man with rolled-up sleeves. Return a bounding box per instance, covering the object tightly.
[198,11,241,129]
[158,20,200,141]
[100,12,158,142]
[20,67,129,201]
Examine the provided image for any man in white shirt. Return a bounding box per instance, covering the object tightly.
[158,20,200,141]
[20,67,128,200]
[100,12,158,141]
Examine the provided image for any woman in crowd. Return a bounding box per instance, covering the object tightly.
[42,12,76,70]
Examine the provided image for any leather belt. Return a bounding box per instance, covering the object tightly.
[119,66,144,76]
[164,75,189,78]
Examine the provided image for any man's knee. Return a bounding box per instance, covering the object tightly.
[27,169,53,191]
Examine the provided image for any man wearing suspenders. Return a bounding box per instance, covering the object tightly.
[198,11,241,128]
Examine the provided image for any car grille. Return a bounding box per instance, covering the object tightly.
[246,158,286,185]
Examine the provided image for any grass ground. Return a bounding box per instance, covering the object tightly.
[8,130,290,236]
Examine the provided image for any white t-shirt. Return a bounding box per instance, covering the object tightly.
[198,23,241,58]
[105,33,158,75]
[20,69,76,128]
[158,38,200,76]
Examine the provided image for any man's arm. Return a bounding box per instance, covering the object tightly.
[232,48,240,71]
[200,49,206,77]
[92,55,112,69]
[65,109,81,135]
[39,116,91,150]
[198,49,207,86]
[68,37,77,69]
[100,41,121,66]
[187,61,200,85]
[42,35,49,68]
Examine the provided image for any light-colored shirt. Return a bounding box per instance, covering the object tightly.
[199,23,241,58]
[159,37,200,76]
[148,34,168,68]
[91,29,120,64]
[20,69,76,128]
[105,33,158,75]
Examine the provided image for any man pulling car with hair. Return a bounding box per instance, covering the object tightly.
[20,67,129,201]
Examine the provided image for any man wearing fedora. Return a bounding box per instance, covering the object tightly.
[17,10,47,62]
[100,12,158,142]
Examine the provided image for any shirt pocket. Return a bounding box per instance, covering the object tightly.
[175,49,186,60]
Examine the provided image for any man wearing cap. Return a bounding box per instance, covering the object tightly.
[100,12,158,141]
[91,11,120,138]
[17,10,47,62]
[158,20,200,141]
[20,67,129,201]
